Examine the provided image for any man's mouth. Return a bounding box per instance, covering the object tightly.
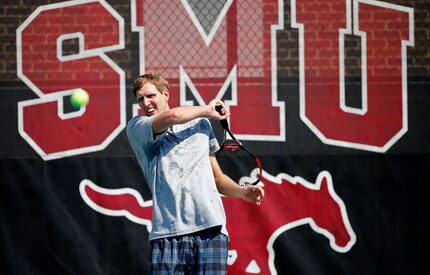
[146,107,156,116]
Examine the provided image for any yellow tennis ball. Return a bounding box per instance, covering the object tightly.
[70,88,89,109]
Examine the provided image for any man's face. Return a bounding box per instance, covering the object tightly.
[136,83,169,117]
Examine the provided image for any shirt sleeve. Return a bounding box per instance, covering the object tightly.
[205,119,220,155]
[126,115,166,155]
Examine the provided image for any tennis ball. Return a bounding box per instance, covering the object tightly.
[70,88,89,109]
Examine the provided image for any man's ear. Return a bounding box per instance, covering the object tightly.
[163,90,169,102]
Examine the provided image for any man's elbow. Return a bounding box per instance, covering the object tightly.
[213,172,225,190]
[165,109,183,125]
[153,109,180,132]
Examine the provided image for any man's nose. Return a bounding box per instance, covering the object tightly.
[143,97,151,106]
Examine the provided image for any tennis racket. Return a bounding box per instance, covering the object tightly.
[215,101,262,186]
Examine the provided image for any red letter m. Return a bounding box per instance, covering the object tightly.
[132,0,285,140]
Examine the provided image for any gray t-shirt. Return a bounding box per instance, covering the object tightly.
[126,115,228,240]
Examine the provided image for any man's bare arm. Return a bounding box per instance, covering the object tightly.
[210,155,264,205]
[152,100,229,135]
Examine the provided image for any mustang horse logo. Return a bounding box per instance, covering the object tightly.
[80,170,356,274]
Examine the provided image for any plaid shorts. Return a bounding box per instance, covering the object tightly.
[149,227,229,274]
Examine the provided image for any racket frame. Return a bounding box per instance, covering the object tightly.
[215,102,262,185]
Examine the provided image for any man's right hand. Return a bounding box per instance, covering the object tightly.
[208,100,230,121]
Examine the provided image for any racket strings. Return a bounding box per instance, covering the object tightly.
[216,140,262,185]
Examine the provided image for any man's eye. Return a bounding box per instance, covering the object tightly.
[137,97,143,102]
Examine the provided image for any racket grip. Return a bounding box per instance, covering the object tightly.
[215,101,229,129]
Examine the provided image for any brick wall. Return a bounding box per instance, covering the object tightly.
[276,0,430,77]
[1,0,428,82]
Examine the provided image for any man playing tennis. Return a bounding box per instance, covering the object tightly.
[126,73,264,274]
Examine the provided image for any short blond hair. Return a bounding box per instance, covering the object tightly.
[132,73,169,97]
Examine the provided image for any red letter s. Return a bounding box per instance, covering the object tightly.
[17,0,125,160]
